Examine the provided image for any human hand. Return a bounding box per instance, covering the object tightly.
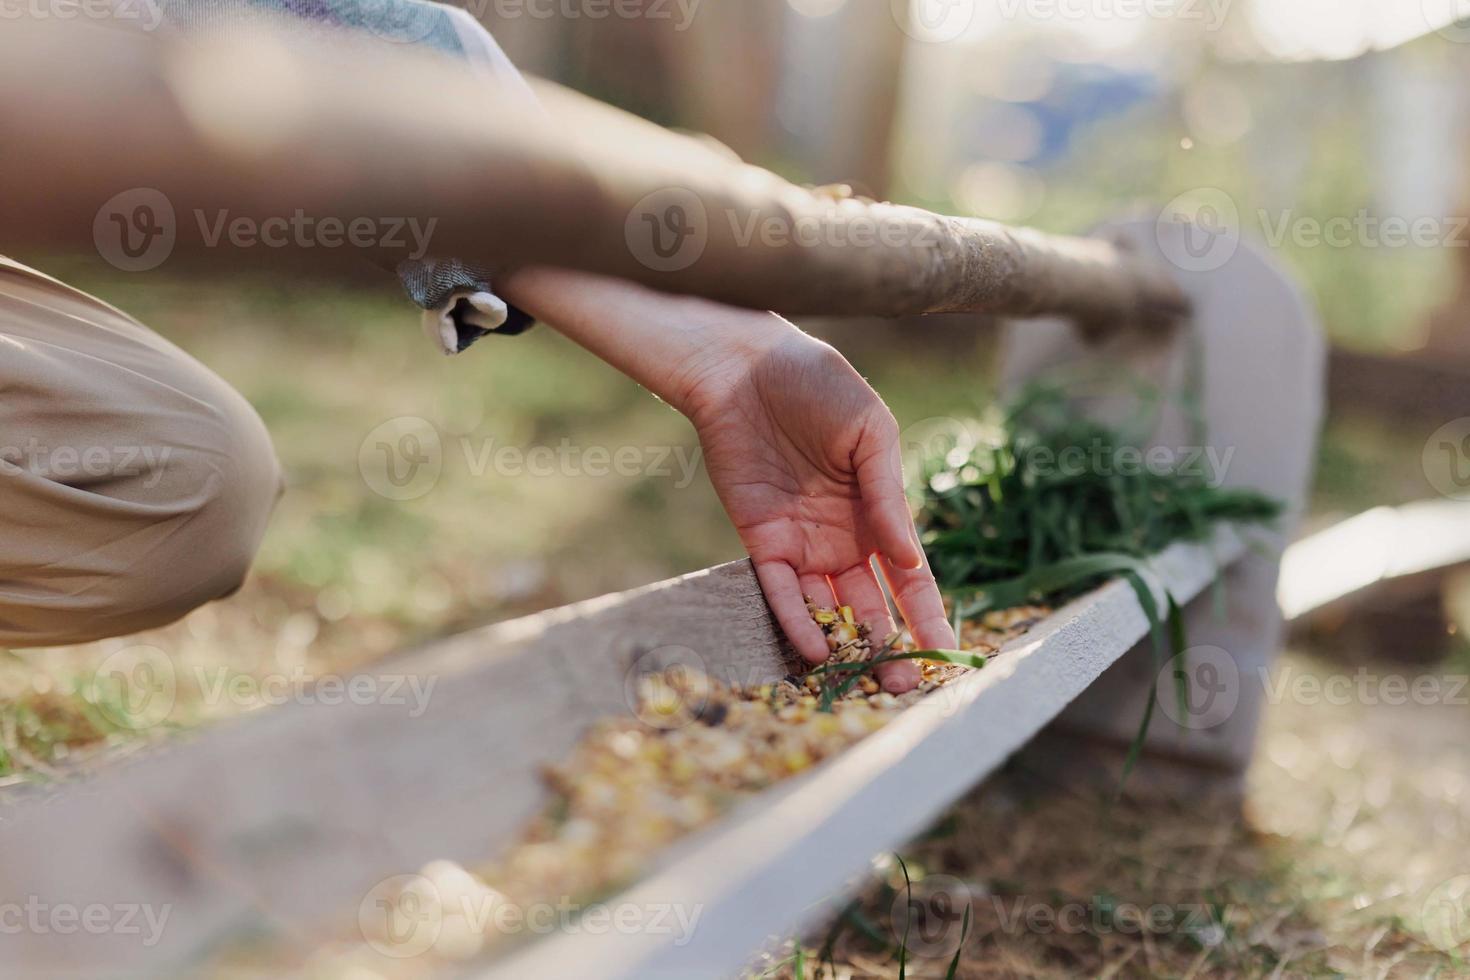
[678,323,956,693]
[497,270,955,691]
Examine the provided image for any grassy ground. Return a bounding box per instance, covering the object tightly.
[1,261,1465,975]
[751,645,1470,978]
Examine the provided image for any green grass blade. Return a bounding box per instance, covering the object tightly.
[945,903,972,980]
[895,854,912,980]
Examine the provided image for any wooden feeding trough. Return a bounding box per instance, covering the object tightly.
[0,20,1327,979]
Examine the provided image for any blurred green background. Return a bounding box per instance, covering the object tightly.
[3,2,1469,973]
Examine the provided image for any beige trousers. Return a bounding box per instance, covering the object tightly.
[0,257,281,647]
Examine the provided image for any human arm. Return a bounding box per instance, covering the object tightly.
[499,267,957,693]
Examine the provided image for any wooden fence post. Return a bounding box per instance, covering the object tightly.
[1000,215,1326,794]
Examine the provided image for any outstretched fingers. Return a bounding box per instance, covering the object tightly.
[832,561,919,694]
[855,439,923,571]
[757,555,949,695]
[799,573,836,609]
[879,552,957,655]
[754,560,831,665]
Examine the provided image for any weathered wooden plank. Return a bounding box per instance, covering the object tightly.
[1278,499,1470,620]
[1279,500,1470,663]
[1328,346,1470,422]
[0,560,797,977]
[476,532,1244,980]
[0,529,1243,979]
[1001,217,1324,777]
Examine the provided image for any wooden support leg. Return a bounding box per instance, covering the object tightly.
[1000,217,1325,796]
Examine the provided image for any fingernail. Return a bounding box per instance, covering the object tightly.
[905,530,925,569]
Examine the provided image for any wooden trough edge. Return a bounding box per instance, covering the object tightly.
[476,529,1246,980]
[0,531,1245,978]
[0,559,800,977]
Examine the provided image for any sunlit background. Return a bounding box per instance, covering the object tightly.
[489,0,1470,351]
[4,3,1469,974]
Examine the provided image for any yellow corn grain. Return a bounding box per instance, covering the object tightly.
[783,749,812,773]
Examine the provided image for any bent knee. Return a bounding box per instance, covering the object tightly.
[0,358,281,648]
[0,261,285,646]
[130,386,284,605]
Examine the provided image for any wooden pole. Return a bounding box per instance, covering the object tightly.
[0,21,1189,328]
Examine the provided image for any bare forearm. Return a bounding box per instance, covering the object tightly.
[498,266,794,417]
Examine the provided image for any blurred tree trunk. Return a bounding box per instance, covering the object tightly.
[1424,239,1470,360]
[776,3,908,195]
[554,1,906,195]
[547,1,785,150]
[658,2,786,158]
